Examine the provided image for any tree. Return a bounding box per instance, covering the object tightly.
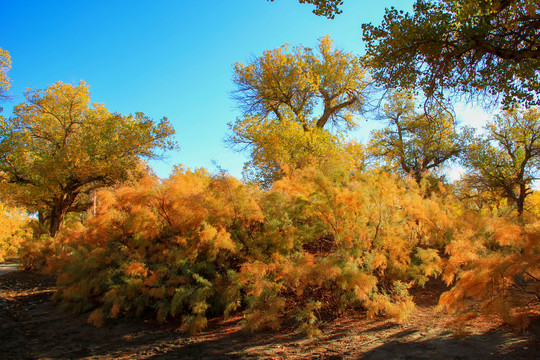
[268,0,343,19]
[230,115,365,187]
[0,202,28,261]
[0,47,11,100]
[230,36,369,185]
[0,81,177,236]
[462,106,540,216]
[369,90,464,183]
[232,36,369,132]
[362,1,540,107]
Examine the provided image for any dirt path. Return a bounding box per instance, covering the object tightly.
[0,259,18,276]
[0,270,538,359]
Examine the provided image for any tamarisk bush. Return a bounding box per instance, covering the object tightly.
[53,169,262,334]
[438,214,540,331]
[51,159,452,334]
[237,161,451,334]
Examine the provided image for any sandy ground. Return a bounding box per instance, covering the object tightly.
[0,268,539,360]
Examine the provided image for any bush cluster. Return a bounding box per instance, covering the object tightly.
[43,160,454,334]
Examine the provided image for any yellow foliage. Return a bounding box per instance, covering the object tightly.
[0,47,11,92]
[0,202,29,261]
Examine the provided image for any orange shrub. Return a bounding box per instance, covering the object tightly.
[438,215,540,331]
[53,169,262,334]
[51,160,455,335]
[236,161,452,333]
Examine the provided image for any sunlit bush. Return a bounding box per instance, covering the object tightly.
[0,203,30,261]
[438,214,540,331]
[48,158,456,335]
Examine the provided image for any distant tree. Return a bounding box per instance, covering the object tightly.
[0,47,11,100]
[362,0,540,107]
[0,81,177,236]
[0,202,28,261]
[369,90,464,183]
[268,0,343,18]
[462,106,540,216]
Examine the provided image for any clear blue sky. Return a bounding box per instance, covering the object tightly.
[2,0,486,179]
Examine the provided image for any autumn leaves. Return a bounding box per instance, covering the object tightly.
[1,27,539,335]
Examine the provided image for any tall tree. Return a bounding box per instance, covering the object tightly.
[462,106,540,216]
[229,36,369,185]
[362,0,540,106]
[369,90,464,183]
[232,36,369,132]
[0,81,177,236]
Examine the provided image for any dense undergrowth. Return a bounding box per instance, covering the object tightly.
[12,160,540,335]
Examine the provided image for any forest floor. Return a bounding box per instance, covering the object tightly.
[0,265,539,360]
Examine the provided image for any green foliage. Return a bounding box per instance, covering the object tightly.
[369,90,464,183]
[461,106,540,216]
[362,0,540,106]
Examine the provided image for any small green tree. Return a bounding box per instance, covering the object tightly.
[462,106,540,216]
[369,90,464,183]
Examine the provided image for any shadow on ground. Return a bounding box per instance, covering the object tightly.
[1,269,539,360]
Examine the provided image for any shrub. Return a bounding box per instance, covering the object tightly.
[53,169,262,334]
[438,215,540,331]
[52,160,453,334]
[0,203,30,261]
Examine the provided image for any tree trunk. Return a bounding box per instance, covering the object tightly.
[49,203,65,238]
[48,192,77,237]
[517,184,527,218]
[38,211,46,225]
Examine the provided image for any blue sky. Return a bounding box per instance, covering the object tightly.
[1,0,487,179]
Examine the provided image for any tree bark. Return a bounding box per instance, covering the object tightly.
[48,192,77,237]
[516,183,527,217]
[49,204,65,238]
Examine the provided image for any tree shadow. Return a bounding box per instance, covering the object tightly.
[358,330,539,360]
[2,270,539,360]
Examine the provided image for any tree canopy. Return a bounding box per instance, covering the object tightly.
[462,106,540,216]
[0,81,177,236]
[232,36,369,132]
[369,90,464,183]
[268,0,344,18]
[230,115,364,187]
[229,36,368,185]
[362,0,540,107]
